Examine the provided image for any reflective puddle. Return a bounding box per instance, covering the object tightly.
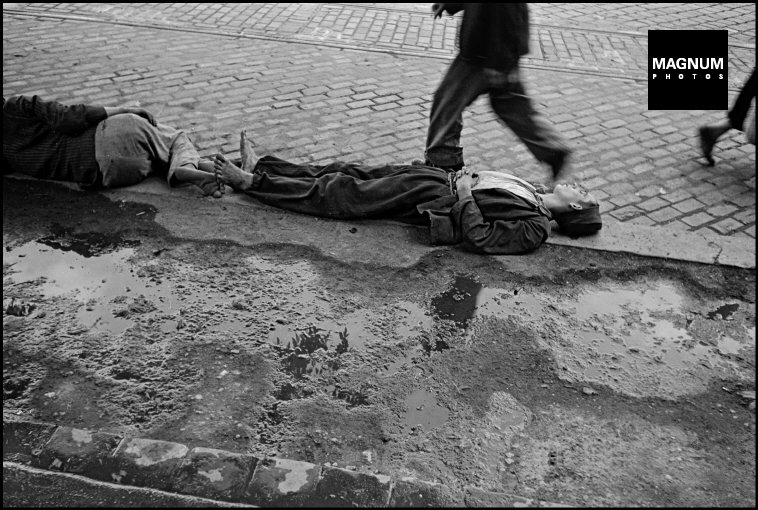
[4,238,753,400]
[566,283,749,372]
[416,274,754,398]
[3,238,175,335]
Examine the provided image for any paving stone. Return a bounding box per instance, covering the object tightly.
[3,415,58,464]
[709,218,745,235]
[389,478,464,507]
[681,212,715,227]
[648,207,683,223]
[172,447,258,502]
[243,456,321,507]
[464,486,546,507]
[637,197,669,212]
[110,437,190,491]
[4,462,249,508]
[610,206,646,221]
[34,426,122,481]
[672,198,706,213]
[311,466,392,507]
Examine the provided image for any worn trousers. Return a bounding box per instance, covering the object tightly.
[424,55,569,170]
[728,68,756,132]
[246,156,450,223]
[94,113,200,188]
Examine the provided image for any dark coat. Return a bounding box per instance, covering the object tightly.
[442,3,530,71]
[3,95,106,185]
[417,188,551,254]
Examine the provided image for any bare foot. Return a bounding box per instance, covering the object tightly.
[172,166,224,198]
[198,159,215,173]
[195,171,224,198]
[213,153,253,191]
[240,130,260,173]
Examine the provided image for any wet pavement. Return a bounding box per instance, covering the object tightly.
[3,174,756,506]
[2,2,757,508]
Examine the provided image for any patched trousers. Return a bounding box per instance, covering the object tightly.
[246,156,450,223]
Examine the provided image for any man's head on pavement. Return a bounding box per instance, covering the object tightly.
[548,183,602,237]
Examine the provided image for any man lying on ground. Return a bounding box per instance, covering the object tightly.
[3,95,223,197]
[213,131,601,255]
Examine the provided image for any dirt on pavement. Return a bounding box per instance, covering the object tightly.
[3,176,756,507]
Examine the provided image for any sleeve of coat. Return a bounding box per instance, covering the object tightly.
[9,95,107,135]
[451,196,550,254]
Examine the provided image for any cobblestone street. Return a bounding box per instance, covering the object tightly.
[3,4,757,507]
[3,3,755,247]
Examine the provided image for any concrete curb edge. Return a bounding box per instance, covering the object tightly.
[3,413,568,507]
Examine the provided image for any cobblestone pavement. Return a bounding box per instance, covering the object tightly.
[3,3,756,243]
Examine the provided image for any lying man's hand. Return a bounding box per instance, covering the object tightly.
[129,107,157,126]
[455,168,476,198]
[432,3,445,18]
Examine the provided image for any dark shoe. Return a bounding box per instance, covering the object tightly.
[550,150,571,182]
[698,127,716,166]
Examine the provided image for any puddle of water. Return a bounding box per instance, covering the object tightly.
[716,335,743,356]
[37,229,141,258]
[430,274,542,325]
[268,301,434,352]
[421,275,752,397]
[3,239,183,335]
[430,275,482,325]
[394,300,433,339]
[4,243,437,346]
[707,303,740,320]
[569,283,744,372]
[403,389,449,431]
[5,241,137,298]
[284,352,340,379]
[268,309,372,350]
[277,325,344,380]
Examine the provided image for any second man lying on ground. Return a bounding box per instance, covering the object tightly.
[213,131,601,255]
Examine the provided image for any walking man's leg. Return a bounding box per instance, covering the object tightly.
[424,56,487,171]
[699,68,756,165]
[728,68,756,132]
[489,76,571,181]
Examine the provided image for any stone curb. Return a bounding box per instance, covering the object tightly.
[7,173,753,270]
[3,461,254,508]
[112,176,755,270]
[3,413,567,507]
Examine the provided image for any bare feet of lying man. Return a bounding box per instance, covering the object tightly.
[213,153,254,191]
[198,171,225,198]
[192,159,224,198]
[240,130,260,173]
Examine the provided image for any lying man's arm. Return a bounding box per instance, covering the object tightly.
[4,95,106,135]
[4,95,155,136]
[103,106,156,126]
[452,172,550,254]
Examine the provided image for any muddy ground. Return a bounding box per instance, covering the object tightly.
[3,176,756,507]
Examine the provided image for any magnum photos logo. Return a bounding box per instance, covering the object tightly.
[648,30,728,110]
